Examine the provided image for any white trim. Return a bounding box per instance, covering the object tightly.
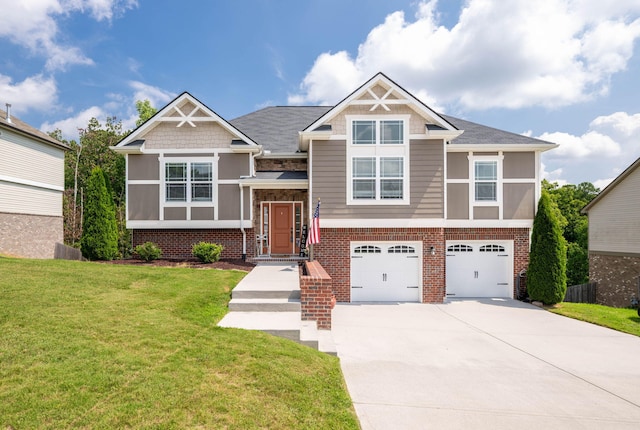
[127,180,160,185]
[447,144,557,152]
[241,179,308,190]
[0,174,63,192]
[142,148,253,155]
[259,152,307,159]
[468,154,504,217]
[308,140,314,218]
[127,220,252,229]
[346,116,410,205]
[443,139,448,220]
[320,218,533,228]
[535,151,541,215]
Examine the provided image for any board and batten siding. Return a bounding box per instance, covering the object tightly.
[311,139,444,218]
[588,166,640,255]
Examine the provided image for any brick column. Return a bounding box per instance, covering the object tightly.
[299,261,333,329]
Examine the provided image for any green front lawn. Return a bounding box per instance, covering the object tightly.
[0,258,358,429]
[549,302,640,337]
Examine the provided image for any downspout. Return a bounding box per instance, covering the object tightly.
[239,183,246,261]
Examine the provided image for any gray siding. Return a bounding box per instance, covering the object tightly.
[219,153,250,179]
[192,207,214,221]
[164,207,186,220]
[504,183,535,219]
[129,184,159,220]
[447,183,469,219]
[447,152,468,179]
[474,206,499,219]
[504,152,535,179]
[218,184,241,220]
[311,139,444,219]
[129,154,159,180]
[588,166,640,254]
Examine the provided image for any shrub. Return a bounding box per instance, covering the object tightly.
[134,242,162,262]
[80,167,119,261]
[192,242,224,263]
[528,191,567,304]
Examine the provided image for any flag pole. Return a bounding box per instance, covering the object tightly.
[308,197,320,262]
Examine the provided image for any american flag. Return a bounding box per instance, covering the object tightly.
[307,200,321,246]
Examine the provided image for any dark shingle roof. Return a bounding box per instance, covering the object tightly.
[228,106,554,153]
[441,114,554,146]
[230,106,331,153]
[254,171,308,180]
[0,110,69,150]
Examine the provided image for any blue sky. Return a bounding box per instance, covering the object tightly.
[2,0,640,189]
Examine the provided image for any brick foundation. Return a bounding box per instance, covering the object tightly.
[299,260,333,329]
[132,228,255,260]
[314,227,530,303]
[0,212,63,259]
[589,252,640,307]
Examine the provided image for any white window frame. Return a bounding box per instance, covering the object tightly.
[346,115,410,205]
[468,154,503,213]
[162,157,216,207]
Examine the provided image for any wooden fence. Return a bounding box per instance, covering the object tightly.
[54,243,84,261]
[564,282,597,303]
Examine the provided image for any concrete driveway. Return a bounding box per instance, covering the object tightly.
[331,299,640,430]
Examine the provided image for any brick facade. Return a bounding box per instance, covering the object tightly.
[132,228,255,260]
[0,212,63,259]
[314,227,530,303]
[589,252,640,307]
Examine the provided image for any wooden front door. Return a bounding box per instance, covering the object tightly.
[271,203,293,254]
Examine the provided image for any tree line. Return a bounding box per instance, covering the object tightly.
[49,100,156,259]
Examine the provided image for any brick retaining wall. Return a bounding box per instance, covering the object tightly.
[299,260,333,329]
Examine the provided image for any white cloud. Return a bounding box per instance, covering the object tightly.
[540,110,640,186]
[290,0,640,110]
[41,105,106,138]
[40,81,175,140]
[0,74,58,113]
[0,0,138,71]
[539,131,621,159]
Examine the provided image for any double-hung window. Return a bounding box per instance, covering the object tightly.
[474,160,497,202]
[164,160,213,203]
[347,117,409,204]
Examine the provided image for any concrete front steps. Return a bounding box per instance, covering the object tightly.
[218,263,336,355]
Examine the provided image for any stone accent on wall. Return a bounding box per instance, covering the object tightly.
[132,228,255,260]
[0,212,63,258]
[299,260,333,329]
[590,252,640,307]
[252,189,308,226]
[314,227,530,303]
[255,158,307,172]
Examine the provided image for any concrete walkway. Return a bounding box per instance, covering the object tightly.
[218,263,335,353]
[332,299,640,430]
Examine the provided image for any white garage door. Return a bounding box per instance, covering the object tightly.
[446,241,513,298]
[350,241,422,302]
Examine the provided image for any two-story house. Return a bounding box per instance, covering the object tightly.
[113,73,556,303]
[0,104,69,258]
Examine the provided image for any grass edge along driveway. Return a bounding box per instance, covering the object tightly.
[0,258,358,429]
[548,302,640,337]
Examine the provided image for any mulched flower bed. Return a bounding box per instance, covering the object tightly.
[105,258,255,271]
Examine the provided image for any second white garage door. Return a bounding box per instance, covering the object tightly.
[350,241,422,302]
[446,240,513,298]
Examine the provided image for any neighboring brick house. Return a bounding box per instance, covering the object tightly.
[113,73,556,303]
[0,104,69,258]
[582,157,640,307]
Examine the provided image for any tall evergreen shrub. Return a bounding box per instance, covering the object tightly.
[81,167,119,260]
[528,191,567,304]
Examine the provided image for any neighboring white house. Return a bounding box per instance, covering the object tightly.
[582,157,640,307]
[0,104,69,258]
